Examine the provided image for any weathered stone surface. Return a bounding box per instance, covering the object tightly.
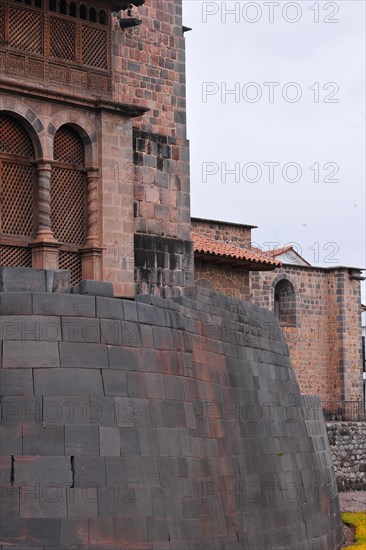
[0,288,343,549]
[0,267,46,293]
[33,293,95,317]
[0,268,70,295]
[0,316,62,342]
[0,293,32,315]
[45,270,71,294]
[22,425,65,456]
[59,342,108,369]
[34,368,104,395]
[326,421,366,491]
[0,369,34,395]
[3,341,60,369]
[73,280,114,298]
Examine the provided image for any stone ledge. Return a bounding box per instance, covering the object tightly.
[0,267,70,294]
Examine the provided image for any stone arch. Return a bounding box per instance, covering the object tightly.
[48,111,97,168]
[272,275,298,326]
[0,100,44,160]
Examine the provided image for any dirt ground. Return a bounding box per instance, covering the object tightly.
[339,491,366,548]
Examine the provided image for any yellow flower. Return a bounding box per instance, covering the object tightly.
[342,512,366,549]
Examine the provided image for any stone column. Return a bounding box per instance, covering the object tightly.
[31,162,60,269]
[81,168,103,280]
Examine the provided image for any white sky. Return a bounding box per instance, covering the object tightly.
[182,0,366,300]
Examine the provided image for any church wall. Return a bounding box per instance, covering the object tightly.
[111,1,193,295]
[0,0,194,297]
[250,266,363,404]
[194,260,250,302]
[191,218,252,248]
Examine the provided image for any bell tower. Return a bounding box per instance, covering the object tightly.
[0,0,193,297]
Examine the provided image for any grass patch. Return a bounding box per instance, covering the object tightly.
[342,513,366,549]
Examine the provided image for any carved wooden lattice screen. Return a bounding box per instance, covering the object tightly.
[51,125,86,286]
[0,1,111,96]
[0,114,35,268]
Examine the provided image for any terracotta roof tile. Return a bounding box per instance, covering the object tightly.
[192,233,281,268]
[267,246,293,257]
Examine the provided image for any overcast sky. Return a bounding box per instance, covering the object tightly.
[182,0,365,299]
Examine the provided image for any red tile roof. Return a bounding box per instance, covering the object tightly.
[192,233,281,268]
[267,246,293,257]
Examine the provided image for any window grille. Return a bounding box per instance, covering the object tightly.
[0,0,111,96]
[51,125,86,285]
[59,249,82,286]
[0,244,32,267]
[0,114,35,268]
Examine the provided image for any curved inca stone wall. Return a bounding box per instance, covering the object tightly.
[0,287,343,549]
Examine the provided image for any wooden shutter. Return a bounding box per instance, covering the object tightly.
[0,113,35,267]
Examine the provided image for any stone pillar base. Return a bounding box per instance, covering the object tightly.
[81,247,103,280]
[31,242,60,270]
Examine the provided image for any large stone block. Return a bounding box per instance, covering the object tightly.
[60,518,88,546]
[73,280,114,298]
[0,369,34,396]
[0,267,45,293]
[26,519,61,546]
[1,396,42,426]
[65,426,100,455]
[14,456,72,486]
[0,268,70,294]
[0,518,26,545]
[0,293,32,315]
[0,316,62,342]
[2,341,60,369]
[22,425,65,455]
[34,368,104,396]
[96,296,124,320]
[0,426,22,454]
[108,346,139,371]
[59,342,108,369]
[61,317,100,343]
[33,293,95,317]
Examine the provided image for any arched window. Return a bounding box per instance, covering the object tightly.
[274,279,297,325]
[80,4,87,19]
[69,2,77,16]
[89,7,96,22]
[0,113,35,267]
[99,10,107,25]
[51,125,86,285]
[59,0,67,14]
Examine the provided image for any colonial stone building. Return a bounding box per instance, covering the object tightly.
[192,217,365,405]
[0,2,347,548]
[0,0,193,298]
[1,0,363,408]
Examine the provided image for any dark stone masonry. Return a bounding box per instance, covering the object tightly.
[0,269,344,549]
[326,422,366,491]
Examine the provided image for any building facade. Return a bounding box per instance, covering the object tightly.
[192,217,365,404]
[0,0,193,297]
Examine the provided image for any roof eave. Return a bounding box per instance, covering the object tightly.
[194,251,280,271]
